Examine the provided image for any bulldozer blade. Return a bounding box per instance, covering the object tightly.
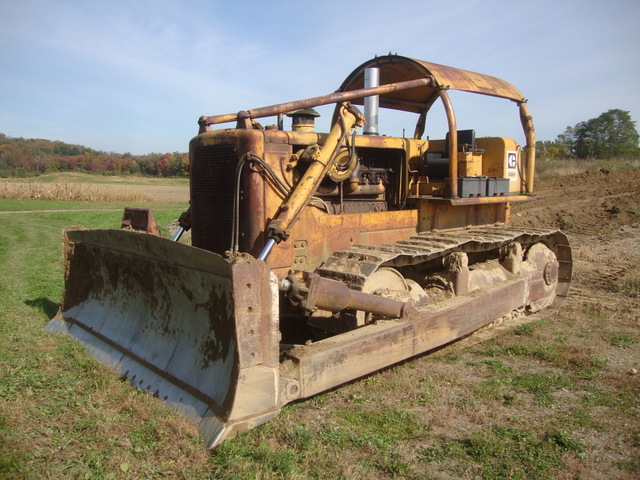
[46,228,280,448]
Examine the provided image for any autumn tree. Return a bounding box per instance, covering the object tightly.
[0,134,189,177]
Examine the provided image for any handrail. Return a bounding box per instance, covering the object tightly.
[198,77,434,129]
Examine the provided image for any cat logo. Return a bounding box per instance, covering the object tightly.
[507,151,518,178]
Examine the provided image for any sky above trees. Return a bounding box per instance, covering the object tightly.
[1,0,639,154]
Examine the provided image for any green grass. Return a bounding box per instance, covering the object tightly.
[420,425,586,480]
[0,198,184,211]
[605,332,638,348]
[0,195,206,479]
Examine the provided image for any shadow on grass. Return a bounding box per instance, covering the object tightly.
[25,297,60,319]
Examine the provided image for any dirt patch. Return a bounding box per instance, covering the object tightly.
[512,168,640,235]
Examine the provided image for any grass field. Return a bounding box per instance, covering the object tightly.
[1,174,638,479]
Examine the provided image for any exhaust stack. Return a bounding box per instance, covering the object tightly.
[363,67,379,135]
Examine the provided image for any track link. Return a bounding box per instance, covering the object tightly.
[316,224,572,306]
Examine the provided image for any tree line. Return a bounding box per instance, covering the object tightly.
[536,109,639,159]
[0,134,189,178]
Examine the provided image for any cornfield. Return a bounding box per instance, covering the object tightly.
[0,181,153,203]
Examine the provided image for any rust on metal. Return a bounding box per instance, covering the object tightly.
[302,272,417,319]
[121,207,161,236]
[199,77,433,128]
[428,195,537,205]
[519,101,536,193]
[48,229,281,448]
[287,279,528,398]
[337,55,526,112]
[439,89,458,197]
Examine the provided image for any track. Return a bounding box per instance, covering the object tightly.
[302,224,572,342]
[318,225,570,290]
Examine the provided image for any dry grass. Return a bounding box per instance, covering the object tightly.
[535,157,640,179]
[0,174,188,204]
[618,270,640,298]
[0,181,153,203]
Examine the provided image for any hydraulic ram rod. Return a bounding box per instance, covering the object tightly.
[199,77,434,128]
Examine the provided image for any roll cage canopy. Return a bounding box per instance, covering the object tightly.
[199,54,536,194]
[337,54,527,114]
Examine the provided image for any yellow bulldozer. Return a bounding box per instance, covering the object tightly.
[46,55,572,448]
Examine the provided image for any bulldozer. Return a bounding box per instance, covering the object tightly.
[46,55,572,449]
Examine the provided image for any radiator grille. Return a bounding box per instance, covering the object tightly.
[190,144,238,255]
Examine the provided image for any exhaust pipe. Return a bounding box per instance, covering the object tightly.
[363,67,379,135]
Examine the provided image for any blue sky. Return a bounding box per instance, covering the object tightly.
[1,0,639,154]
